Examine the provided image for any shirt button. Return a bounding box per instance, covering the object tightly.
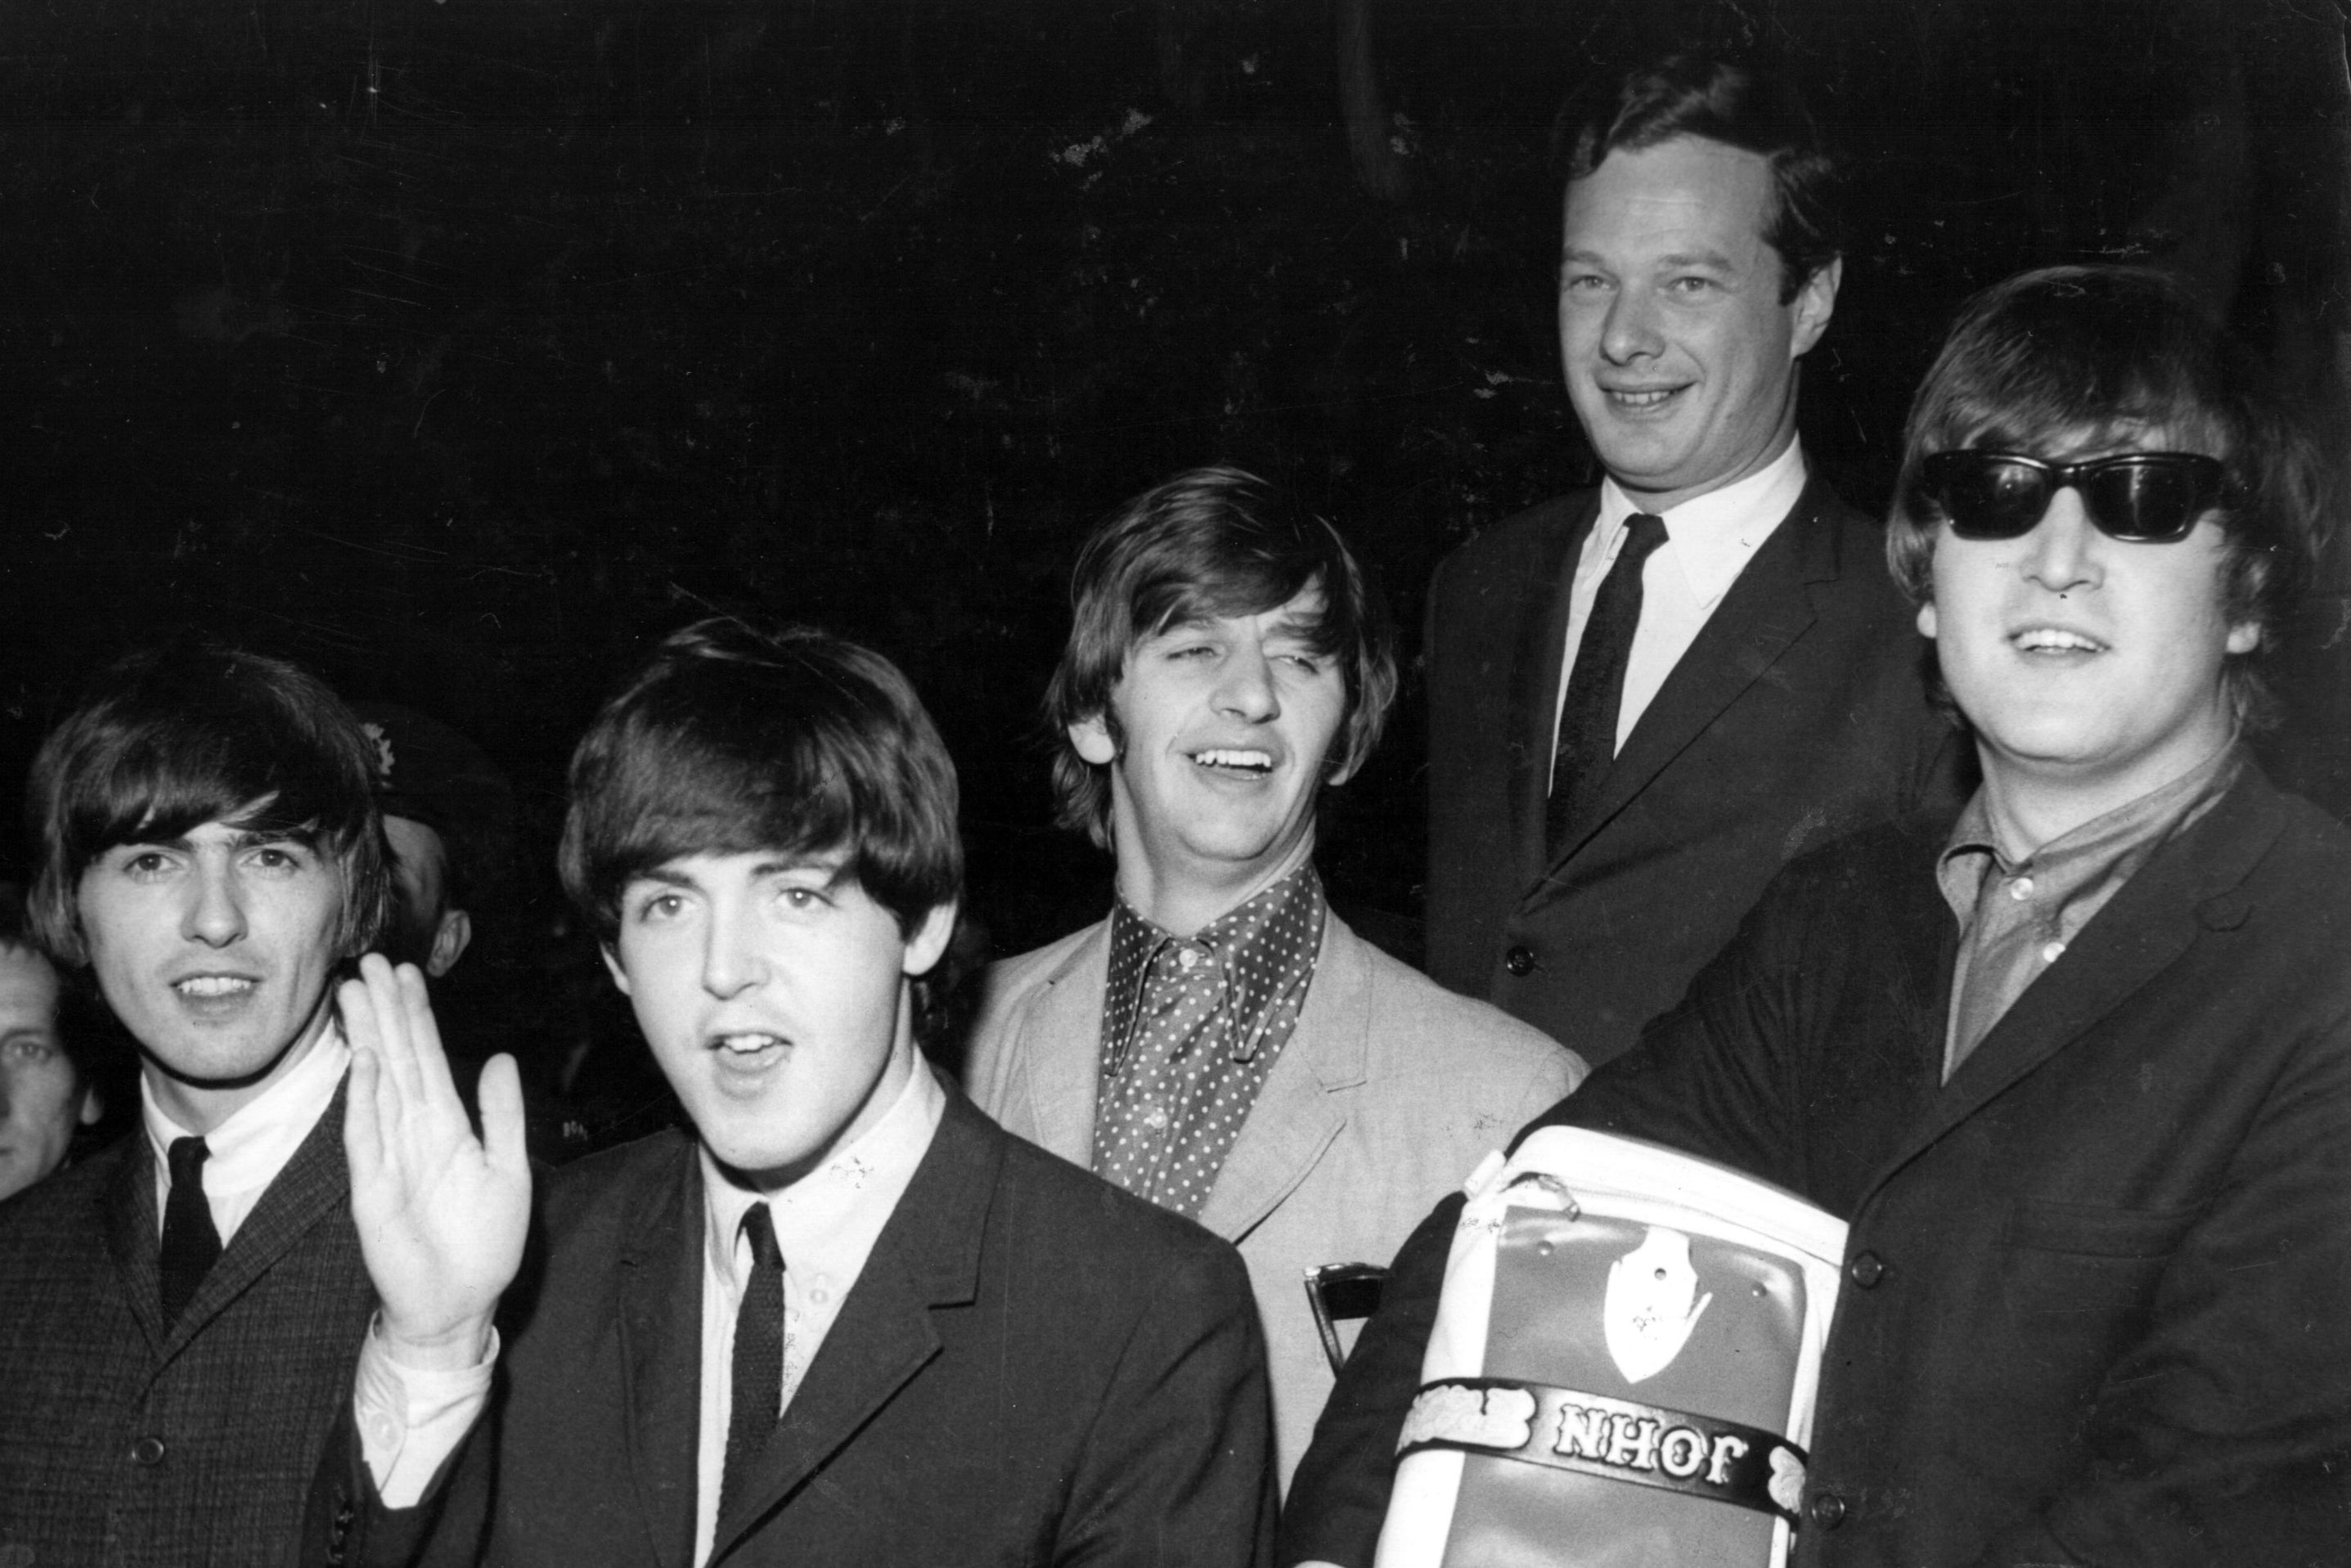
[1504,945,1537,977]
[1847,1251,1886,1289]
[1142,1107,1169,1130]
[130,1435,168,1467]
[2039,941,2066,964]
[1178,947,1201,970]
[1808,1490,1847,1529]
[2008,877,2034,900]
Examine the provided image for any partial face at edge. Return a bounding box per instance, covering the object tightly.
[1557,137,1838,511]
[605,850,953,1188]
[1069,583,1351,905]
[0,945,93,1202]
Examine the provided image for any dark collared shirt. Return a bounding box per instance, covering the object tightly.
[1936,741,2243,1081]
[1090,862,1325,1219]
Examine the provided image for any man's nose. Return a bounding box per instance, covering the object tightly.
[1213,645,1281,721]
[2020,487,2103,595]
[699,902,765,999]
[1598,285,1664,362]
[182,861,248,947]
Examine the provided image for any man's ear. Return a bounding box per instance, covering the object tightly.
[600,942,632,996]
[424,909,473,979]
[902,900,958,980]
[1789,255,1841,358]
[1068,713,1117,766]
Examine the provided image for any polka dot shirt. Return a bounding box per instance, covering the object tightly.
[1090,862,1326,1220]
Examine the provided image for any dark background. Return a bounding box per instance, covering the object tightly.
[4,0,2346,1108]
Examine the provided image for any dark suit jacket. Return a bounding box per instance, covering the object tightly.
[342,1087,1274,1567]
[1284,766,2351,1566]
[0,1085,375,1568]
[1423,475,1965,1067]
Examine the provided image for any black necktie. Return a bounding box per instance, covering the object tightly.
[720,1205,786,1523]
[1548,512,1669,856]
[160,1136,222,1324]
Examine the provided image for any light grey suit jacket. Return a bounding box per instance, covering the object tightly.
[965,908,1584,1488]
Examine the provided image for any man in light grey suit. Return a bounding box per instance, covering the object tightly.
[966,467,1585,1488]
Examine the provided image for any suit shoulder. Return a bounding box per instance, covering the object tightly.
[540,1127,695,1228]
[0,1136,128,1242]
[1350,938,1580,1073]
[986,1121,1245,1276]
[978,922,1101,1013]
[1432,492,1592,591]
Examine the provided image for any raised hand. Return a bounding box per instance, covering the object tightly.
[343,954,531,1370]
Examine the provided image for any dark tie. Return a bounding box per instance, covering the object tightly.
[720,1204,786,1524]
[1547,512,1669,856]
[160,1136,223,1324]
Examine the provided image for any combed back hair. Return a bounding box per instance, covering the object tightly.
[1045,465,1399,848]
[1558,51,1842,303]
[560,618,963,946]
[25,642,391,968]
[1887,264,2335,730]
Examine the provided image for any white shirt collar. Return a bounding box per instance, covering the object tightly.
[1596,438,1809,610]
[699,1058,946,1293]
[143,1018,349,1242]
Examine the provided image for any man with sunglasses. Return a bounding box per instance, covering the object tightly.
[1282,266,2351,1566]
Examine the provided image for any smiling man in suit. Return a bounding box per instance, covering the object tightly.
[1284,266,2351,1566]
[1424,52,1963,1069]
[334,617,1272,1567]
[0,642,524,1567]
[965,467,1583,1489]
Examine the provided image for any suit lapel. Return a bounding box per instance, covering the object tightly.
[707,1094,991,1563]
[1019,924,1113,1165]
[1505,499,1598,881]
[1196,915,1363,1242]
[102,1130,169,1355]
[617,1144,706,1568]
[159,1078,354,1359]
[1871,771,2286,1193]
[1546,478,1841,874]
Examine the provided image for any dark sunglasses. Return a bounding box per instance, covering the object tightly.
[1914,450,2228,543]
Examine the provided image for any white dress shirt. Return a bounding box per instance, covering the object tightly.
[142,1017,349,1247]
[691,1061,943,1566]
[1550,439,1809,784]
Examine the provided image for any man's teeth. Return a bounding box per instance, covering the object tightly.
[2014,628,2102,653]
[175,977,253,998]
[1193,749,1274,771]
[715,1032,785,1055]
[1610,389,1675,407]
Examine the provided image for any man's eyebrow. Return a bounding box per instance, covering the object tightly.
[749,856,850,888]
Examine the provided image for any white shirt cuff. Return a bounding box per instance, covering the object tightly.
[351,1314,498,1508]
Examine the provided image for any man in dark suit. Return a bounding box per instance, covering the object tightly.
[333,619,1273,1566]
[1284,267,2351,1565]
[0,643,523,1566]
[1424,52,1961,1068]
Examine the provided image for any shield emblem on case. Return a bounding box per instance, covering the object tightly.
[1603,1226,1711,1384]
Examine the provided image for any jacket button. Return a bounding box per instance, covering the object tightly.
[129,1435,167,1467]
[1847,1251,1886,1289]
[1809,1489,1847,1529]
[1504,945,1537,977]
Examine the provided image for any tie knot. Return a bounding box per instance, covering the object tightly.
[739,1203,783,1271]
[1621,512,1669,562]
[168,1136,210,1188]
